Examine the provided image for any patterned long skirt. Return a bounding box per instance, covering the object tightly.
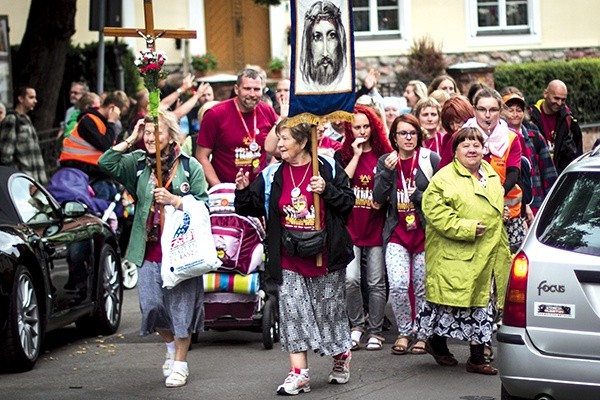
[278,269,352,356]
[417,300,494,345]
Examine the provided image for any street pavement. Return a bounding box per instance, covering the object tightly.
[0,287,502,400]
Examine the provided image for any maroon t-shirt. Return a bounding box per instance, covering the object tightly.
[279,163,327,277]
[540,111,557,144]
[197,98,278,183]
[347,150,385,246]
[389,155,425,253]
[422,131,445,155]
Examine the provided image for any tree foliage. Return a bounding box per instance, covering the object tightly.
[13,0,77,131]
[495,58,600,123]
[395,36,447,92]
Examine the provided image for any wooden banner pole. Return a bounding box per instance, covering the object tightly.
[311,125,323,267]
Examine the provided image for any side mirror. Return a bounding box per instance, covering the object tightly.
[62,200,88,218]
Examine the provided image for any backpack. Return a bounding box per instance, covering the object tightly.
[417,148,436,182]
[519,155,533,205]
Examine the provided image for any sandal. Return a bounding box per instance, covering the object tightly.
[365,335,384,351]
[350,328,365,351]
[391,335,413,355]
[409,340,427,355]
[466,358,498,375]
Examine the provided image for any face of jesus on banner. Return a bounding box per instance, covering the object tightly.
[310,19,342,85]
[298,0,348,91]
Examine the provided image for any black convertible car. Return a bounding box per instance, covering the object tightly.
[0,167,123,372]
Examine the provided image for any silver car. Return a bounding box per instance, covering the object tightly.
[498,149,600,400]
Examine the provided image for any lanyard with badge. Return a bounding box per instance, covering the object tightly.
[234,100,261,172]
[397,153,418,231]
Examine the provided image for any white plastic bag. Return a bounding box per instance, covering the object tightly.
[161,195,222,289]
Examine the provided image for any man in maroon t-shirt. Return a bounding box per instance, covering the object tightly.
[195,68,278,186]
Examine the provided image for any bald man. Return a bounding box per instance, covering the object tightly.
[529,80,582,174]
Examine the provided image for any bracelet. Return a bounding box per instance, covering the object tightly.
[125,139,134,149]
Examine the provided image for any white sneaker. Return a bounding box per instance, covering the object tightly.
[165,364,189,388]
[328,352,351,384]
[276,371,311,395]
[162,352,175,378]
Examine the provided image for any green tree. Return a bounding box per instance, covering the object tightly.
[12,0,77,131]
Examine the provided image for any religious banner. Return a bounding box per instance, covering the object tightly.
[287,0,355,126]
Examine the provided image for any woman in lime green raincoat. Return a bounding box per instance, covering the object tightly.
[419,127,511,376]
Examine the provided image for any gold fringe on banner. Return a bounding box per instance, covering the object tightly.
[286,111,354,128]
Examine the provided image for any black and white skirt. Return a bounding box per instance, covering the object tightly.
[278,269,351,356]
[417,300,494,346]
[506,216,527,253]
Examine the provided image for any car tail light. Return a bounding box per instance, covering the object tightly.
[502,251,529,328]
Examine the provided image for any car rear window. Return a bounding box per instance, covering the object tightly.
[536,171,600,256]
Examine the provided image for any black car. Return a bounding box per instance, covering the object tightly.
[0,167,123,372]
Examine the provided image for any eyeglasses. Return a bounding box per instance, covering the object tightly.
[475,107,500,114]
[396,130,417,138]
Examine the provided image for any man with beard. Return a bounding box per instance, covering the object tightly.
[299,0,347,91]
[529,79,583,174]
[195,68,278,186]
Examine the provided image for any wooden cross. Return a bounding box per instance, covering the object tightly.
[104,0,196,182]
[104,0,197,225]
[104,0,197,51]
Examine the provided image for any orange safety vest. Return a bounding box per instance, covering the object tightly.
[59,113,108,166]
[489,131,522,219]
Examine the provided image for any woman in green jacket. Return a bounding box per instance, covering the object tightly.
[419,127,511,375]
[99,111,209,388]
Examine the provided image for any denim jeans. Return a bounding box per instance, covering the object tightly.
[345,245,386,335]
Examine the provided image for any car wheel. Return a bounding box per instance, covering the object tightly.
[121,259,138,289]
[0,265,43,372]
[77,245,123,335]
[261,297,279,349]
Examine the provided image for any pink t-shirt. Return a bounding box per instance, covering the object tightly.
[389,155,425,253]
[197,98,278,183]
[347,150,386,246]
[319,135,342,152]
[279,163,327,277]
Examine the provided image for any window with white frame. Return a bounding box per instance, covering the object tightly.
[467,0,540,46]
[353,0,404,40]
[476,0,530,35]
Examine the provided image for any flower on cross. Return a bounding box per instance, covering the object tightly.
[135,49,168,93]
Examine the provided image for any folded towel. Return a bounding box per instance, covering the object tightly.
[203,272,260,294]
